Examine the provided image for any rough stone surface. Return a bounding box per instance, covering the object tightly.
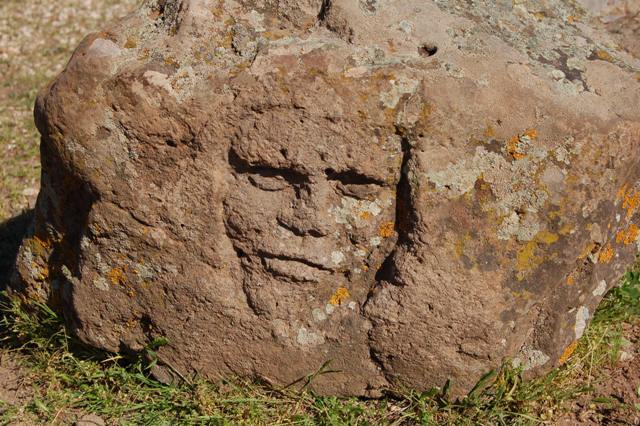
[10,0,640,396]
[578,0,640,57]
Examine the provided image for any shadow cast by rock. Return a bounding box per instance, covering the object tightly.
[0,210,33,291]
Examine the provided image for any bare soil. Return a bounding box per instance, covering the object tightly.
[556,322,640,425]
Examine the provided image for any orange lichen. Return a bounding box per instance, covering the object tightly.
[329,287,350,306]
[523,129,538,140]
[558,341,578,365]
[107,267,127,286]
[598,244,614,263]
[378,221,395,238]
[507,135,525,160]
[567,15,575,23]
[616,223,639,245]
[32,235,52,250]
[566,275,575,285]
[359,211,373,220]
[507,129,538,160]
[578,242,597,260]
[616,183,629,201]
[622,191,640,220]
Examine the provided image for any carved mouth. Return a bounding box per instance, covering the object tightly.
[258,252,334,283]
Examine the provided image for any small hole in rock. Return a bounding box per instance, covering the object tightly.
[418,43,438,57]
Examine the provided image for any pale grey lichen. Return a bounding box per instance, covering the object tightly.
[380,76,420,108]
[312,308,327,322]
[296,327,325,346]
[330,196,391,229]
[592,280,607,297]
[513,346,550,371]
[574,306,590,339]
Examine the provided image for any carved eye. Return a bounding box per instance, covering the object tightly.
[326,168,384,200]
[336,183,380,199]
[248,174,290,191]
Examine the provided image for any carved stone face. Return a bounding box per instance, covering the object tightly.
[223,107,402,317]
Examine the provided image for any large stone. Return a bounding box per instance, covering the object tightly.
[10,0,640,396]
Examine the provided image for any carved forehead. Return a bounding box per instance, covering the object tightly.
[231,108,403,184]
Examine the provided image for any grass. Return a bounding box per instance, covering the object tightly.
[0,268,637,425]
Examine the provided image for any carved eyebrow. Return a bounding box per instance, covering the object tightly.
[324,168,386,186]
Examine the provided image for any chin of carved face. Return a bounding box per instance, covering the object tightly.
[223,108,402,315]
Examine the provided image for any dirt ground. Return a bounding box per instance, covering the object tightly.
[555,322,640,425]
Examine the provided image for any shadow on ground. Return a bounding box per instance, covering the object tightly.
[0,210,33,291]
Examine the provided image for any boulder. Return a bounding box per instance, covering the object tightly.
[10,0,640,396]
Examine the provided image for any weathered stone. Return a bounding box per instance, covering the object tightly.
[10,0,640,396]
[577,0,640,57]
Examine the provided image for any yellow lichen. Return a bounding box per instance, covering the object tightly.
[532,11,546,20]
[164,56,179,67]
[559,224,573,235]
[454,233,471,259]
[329,287,350,306]
[535,231,559,245]
[262,29,288,40]
[378,221,395,238]
[598,244,614,263]
[558,340,578,365]
[516,241,542,273]
[484,125,495,138]
[594,49,614,63]
[124,37,137,49]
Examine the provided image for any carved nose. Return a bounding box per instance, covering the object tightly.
[278,183,337,237]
